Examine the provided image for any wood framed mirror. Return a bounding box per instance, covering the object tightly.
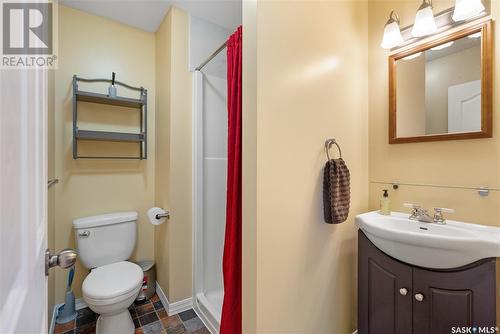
[389,20,492,144]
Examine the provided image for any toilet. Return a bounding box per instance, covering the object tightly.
[73,212,143,334]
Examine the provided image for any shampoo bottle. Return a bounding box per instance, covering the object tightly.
[379,189,391,215]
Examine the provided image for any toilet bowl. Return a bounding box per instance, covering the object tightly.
[83,261,143,334]
[73,212,142,334]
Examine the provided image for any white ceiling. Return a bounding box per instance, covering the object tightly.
[59,0,242,33]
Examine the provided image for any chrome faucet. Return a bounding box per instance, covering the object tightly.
[432,207,455,224]
[404,203,455,224]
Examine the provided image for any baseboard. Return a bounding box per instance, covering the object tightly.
[155,281,193,316]
[352,330,358,334]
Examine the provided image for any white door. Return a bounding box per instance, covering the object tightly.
[448,80,481,133]
[0,69,48,334]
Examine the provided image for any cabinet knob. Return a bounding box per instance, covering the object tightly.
[414,293,424,302]
[399,288,408,296]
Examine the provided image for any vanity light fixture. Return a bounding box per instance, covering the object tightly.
[381,10,404,49]
[402,52,422,60]
[452,0,485,22]
[430,41,454,50]
[412,0,438,37]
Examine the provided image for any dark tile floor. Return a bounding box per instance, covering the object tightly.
[54,294,210,334]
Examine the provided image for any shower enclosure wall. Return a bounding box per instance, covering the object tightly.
[193,49,227,334]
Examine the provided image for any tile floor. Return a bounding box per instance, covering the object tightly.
[54,294,210,334]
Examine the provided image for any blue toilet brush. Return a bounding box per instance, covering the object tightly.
[56,266,77,324]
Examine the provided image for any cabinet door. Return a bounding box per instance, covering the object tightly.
[413,259,496,334]
[358,231,413,334]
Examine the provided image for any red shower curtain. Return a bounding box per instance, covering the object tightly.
[220,26,242,334]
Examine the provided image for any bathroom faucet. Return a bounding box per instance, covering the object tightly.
[405,204,433,223]
[404,203,455,224]
[432,207,455,224]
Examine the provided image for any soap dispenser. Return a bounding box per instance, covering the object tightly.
[379,189,391,215]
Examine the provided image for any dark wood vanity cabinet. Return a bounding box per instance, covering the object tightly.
[358,231,496,334]
[358,231,412,334]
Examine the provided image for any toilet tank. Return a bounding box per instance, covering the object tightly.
[73,212,138,269]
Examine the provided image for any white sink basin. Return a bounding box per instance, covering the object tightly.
[356,211,500,269]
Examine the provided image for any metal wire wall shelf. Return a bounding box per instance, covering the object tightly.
[72,75,148,159]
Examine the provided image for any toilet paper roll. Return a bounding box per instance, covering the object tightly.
[147,207,167,225]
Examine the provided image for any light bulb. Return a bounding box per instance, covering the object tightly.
[381,11,404,49]
[412,1,437,37]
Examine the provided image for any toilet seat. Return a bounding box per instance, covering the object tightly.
[83,261,143,305]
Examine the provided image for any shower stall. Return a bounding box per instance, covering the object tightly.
[193,44,227,334]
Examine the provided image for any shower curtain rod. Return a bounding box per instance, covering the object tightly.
[195,41,228,71]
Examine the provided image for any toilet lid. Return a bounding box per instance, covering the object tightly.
[83,261,143,300]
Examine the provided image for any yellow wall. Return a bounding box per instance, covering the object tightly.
[154,7,193,303]
[155,7,172,301]
[368,0,500,227]
[53,5,156,303]
[243,1,369,332]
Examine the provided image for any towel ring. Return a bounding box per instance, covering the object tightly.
[325,139,342,160]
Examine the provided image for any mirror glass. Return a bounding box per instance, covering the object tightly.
[395,32,482,138]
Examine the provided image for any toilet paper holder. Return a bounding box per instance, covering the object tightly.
[156,211,170,219]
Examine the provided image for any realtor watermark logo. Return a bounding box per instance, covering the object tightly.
[1,0,57,68]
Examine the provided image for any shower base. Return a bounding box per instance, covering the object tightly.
[194,289,223,334]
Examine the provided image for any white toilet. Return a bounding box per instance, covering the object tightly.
[73,212,143,334]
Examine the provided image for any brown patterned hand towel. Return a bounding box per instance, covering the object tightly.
[323,158,350,224]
